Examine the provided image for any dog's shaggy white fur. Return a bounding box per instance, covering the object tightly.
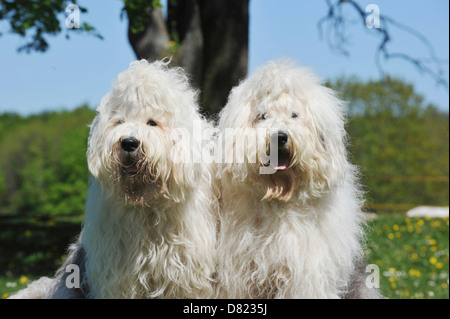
[7,277,54,299]
[78,60,217,298]
[12,60,218,299]
[215,61,367,299]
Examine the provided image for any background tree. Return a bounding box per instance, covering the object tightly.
[329,76,449,210]
[0,0,102,52]
[319,0,448,87]
[0,0,446,116]
[124,0,249,116]
[0,106,94,218]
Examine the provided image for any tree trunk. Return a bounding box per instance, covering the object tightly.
[126,0,249,117]
[167,0,204,90]
[198,0,249,117]
[128,7,170,61]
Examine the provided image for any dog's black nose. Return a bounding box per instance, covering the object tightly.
[277,131,288,147]
[121,137,139,152]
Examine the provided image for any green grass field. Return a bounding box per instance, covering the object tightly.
[0,213,82,299]
[365,214,449,299]
[1,213,448,299]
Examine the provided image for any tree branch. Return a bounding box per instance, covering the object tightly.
[318,0,448,89]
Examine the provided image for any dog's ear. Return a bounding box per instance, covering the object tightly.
[312,87,348,189]
[163,125,200,202]
[87,113,103,179]
[219,84,254,131]
[87,93,115,179]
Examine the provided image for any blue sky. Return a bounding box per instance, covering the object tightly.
[0,0,448,115]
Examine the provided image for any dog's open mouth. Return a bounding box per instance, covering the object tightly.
[273,149,291,171]
[263,149,291,171]
[121,159,140,175]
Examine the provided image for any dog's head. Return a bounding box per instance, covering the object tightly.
[88,60,202,205]
[219,61,348,202]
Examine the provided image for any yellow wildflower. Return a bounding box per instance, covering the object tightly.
[19,275,29,285]
[388,233,394,240]
[393,224,399,231]
[431,220,441,228]
[24,230,32,237]
[429,257,438,265]
[435,262,444,269]
[412,253,419,260]
[169,40,176,47]
[2,293,9,299]
[408,269,421,277]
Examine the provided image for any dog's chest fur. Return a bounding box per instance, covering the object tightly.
[217,182,362,298]
[83,198,215,299]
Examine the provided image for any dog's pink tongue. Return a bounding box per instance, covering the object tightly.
[273,156,289,171]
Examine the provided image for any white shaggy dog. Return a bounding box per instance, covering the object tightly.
[12,60,218,299]
[215,61,377,299]
[74,60,217,298]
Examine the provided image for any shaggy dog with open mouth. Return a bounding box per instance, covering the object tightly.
[215,61,380,299]
[11,60,218,299]
[72,60,217,298]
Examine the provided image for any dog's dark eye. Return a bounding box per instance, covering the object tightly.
[292,112,299,119]
[147,119,158,127]
[258,113,267,121]
[115,120,124,126]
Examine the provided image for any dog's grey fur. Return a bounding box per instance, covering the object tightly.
[343,258,383,299]
[45,236,88,299]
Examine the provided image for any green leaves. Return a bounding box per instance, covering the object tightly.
[0,0,167,51]
[0,0,102,53]
[152,0,163,8]
[0,171,5,197]
[122,0,164,34]
[330,76,449,210]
